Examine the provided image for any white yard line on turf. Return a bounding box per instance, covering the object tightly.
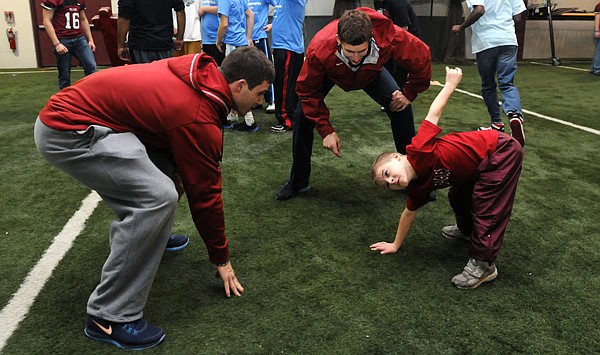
[430,81,600,136]
[0,69,84,75]
[529,61,590,72]
[0,191,101,352]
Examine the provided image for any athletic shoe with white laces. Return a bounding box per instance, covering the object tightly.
[84,315,165,350]
[452,258,498,289]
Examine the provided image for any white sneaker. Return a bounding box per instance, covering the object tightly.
[266,103,275,113]
[244,111,254,125]
[227,111,238,122]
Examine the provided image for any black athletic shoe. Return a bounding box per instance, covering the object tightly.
[508,112,525,147]
[233,122,259,132]
[165,234,189,251]
[270,123,291,132]
[276,182,310,200]
[479,122,505,132]
[84,315,165,350]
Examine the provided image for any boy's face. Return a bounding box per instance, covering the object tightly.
[373,154,410,191]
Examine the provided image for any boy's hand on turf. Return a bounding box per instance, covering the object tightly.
[323,132,342,158]
[369,241,399,254]
[444,66,463,89]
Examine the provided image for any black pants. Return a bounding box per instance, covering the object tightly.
[287,67,416,188]
[203,44,225,66]
[273,49,304,126]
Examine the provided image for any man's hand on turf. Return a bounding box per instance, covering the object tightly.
[216,263,244,297]
[323,132,342,158]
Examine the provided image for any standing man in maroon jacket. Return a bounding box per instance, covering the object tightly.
[34,47,274,350]
[276,8,432,200]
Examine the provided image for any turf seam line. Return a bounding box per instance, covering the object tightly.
[0,191,101,352]
[431,81,600,136]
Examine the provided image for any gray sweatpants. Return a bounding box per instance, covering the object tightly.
[34,118,178,322]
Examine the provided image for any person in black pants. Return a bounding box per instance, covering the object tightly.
[276,8,432,200]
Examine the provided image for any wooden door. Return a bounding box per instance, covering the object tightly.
[31,0,113,67]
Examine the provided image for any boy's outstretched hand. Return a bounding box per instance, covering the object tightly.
[370,241,399,254]
[444,66,462,89]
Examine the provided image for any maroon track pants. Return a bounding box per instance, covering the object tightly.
[448,132,524,262]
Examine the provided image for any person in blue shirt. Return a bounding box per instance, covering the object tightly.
[218,0,258,131]
[199,0,225,65]
[269,0,307,132]
[217,0,254,52]
[249,0,277,113]
[451,0,526,146]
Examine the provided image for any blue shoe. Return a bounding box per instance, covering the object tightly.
[84,315,165,350]
[165,234,189,251]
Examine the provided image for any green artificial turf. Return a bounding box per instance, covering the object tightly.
[0,62,598,354]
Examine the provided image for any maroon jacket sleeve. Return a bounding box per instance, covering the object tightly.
[296,47,336,139]
[168,123,229,264]
[390,27,432,102]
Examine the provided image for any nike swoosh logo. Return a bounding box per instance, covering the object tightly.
[336,62,344,66]
[93,320,112,335]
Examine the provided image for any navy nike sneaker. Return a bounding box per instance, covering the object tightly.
[84,315,165,350]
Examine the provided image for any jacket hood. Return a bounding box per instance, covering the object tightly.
[167,53,233,118]
[356,6,396,49]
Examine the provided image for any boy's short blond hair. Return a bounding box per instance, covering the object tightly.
[371,152,395,182]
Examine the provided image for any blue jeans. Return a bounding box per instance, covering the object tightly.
[591,38,600,74]
[475,45,522,123]
[55,35,97,90]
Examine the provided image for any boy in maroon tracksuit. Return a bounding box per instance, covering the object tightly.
[370,67,524,289]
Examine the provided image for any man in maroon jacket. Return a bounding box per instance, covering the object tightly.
[34,47,274,350]
[276,8,432,200]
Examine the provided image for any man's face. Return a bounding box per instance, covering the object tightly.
[338,40,370,66]
[232,80,270,115]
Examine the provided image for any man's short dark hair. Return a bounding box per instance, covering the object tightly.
[337,10,373,45]
[220,46,275,89]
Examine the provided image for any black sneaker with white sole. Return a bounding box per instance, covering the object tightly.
[478,122,505,132]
